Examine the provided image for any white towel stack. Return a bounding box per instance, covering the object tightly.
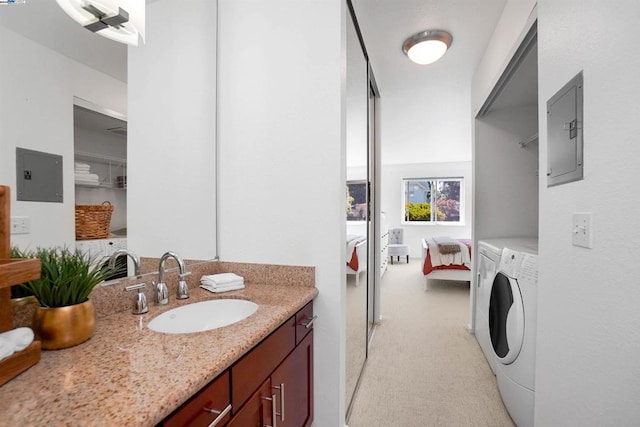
[200,273,245,293]
[0,327,35,361]
[75,162,100,186]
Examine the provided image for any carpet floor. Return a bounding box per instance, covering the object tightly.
[347,259,515,427]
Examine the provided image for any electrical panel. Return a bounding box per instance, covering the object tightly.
[16,147,63,203]
[547,71,583,187]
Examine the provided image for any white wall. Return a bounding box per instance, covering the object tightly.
[0,26,126,249]
[535,1,640,424]
[474,105,539,241]
[381,161,472,257]
[128,1,217,260]
[471,0,537,114]
[217,1,345,425]
[381,82,474,165]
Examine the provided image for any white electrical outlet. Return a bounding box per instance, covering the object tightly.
[572,212,592,248]
[11,216,31,234]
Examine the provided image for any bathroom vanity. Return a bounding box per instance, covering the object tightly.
[0,282,317,426]
[163,301,314,426]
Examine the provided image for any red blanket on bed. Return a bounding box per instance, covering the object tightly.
[423,239,472,275]
[348,247,359,271]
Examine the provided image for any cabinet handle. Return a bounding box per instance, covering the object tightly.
[261,394,277,427]
[273,383,285,421]
[298,315,318,329]
[203,403,231,427]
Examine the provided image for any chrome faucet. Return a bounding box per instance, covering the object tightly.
[109,250,147,314]
[158,251,190,300]
[109,249,141,277]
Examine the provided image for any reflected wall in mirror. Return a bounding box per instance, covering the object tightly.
[0,1,217,273]
[345,6,369,419]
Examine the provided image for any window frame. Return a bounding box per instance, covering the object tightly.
[401,177,464,226]
[346,180,368,222]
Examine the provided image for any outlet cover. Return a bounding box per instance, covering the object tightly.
[11,216,31,234]
[572,212,592,248]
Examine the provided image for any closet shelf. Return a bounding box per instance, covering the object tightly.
[74,151,127,190]
[519,133,538,148]
[74,151,126,166]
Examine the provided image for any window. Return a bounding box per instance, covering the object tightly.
[403,178,462,224]
[346,181,367,221]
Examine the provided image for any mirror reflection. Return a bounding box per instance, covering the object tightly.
[0,1,217,277]
[345,9,369,418]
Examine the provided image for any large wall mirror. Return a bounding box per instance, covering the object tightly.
[345,3,369,420]
[0,1,217,276]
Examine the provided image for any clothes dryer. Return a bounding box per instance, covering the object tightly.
[475,240,503,374]
[489,242,538,427]
[475,238,537,375]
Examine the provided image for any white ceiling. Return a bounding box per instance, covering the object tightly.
[0,1,534,121]
[350,0,509,95]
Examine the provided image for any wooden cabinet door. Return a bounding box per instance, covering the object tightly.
[271,330,314,427]
[231,317,295,411]
[162,371,231,427]
[228,378,273,427]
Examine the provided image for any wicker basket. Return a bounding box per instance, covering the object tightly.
[75,202,114,240]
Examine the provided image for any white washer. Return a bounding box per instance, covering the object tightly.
[475,240,503,374]
[76,237,128,279]
[475,238,537,375]
[490,242,538,427]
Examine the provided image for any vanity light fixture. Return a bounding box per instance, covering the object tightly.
[56,0,145,46]
[402,30,452,65]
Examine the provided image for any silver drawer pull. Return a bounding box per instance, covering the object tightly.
[204,403,231,427]
[298,315,317,329]
[261,394,277,427]
[273,383,285,421]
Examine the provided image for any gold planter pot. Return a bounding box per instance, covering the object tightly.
[33,299,96,350]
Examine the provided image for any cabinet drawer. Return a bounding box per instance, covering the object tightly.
[162,371,231,427]
[231,316,295,412]
[295,301,314,345]
[227,378,273,427]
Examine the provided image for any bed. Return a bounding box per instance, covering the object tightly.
[347,234,367,287]
[421,237,472,290]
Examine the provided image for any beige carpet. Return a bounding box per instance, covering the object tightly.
[347,260,514,427]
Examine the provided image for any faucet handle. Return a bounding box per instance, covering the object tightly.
[178,271,192,279]
[125,283,149,315]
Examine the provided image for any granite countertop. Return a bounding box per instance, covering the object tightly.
[0,283,318,426]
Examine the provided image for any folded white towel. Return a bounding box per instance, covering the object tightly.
[201,279,244,289]
[0,336,13,361]
[75,173,100,181]
[2,327,34,352]
[0,328,34,361]
[75,162,91,169]
[200,273,244,286]
[200,283,245,293]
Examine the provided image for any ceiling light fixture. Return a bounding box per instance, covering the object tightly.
[402,30,452,65]
[56,0,145,46]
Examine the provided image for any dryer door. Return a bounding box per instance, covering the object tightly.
[489,272,524,364]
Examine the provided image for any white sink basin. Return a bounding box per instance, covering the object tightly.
[148,299,259,334]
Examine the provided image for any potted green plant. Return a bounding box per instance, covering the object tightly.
[14,247,117,350]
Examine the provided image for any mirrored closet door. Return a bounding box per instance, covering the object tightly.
[345,1,380,420]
